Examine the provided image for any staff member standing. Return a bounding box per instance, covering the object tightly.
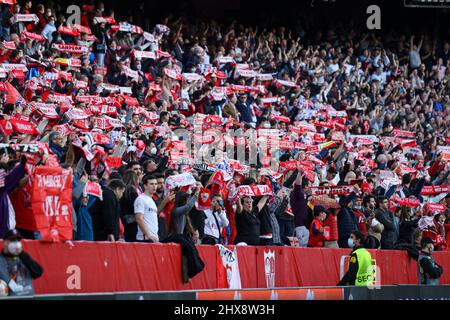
[337,231,374,286]
[418,237,443,285]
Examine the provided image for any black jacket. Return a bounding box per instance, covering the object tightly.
[162,234,205,282]
[337,205,358,248]
[90,186,121,241]
[120,186,139,242]
[255,197,273,236]
[419,251,443,280]
[375,208,396,249]
[397,219,419,245]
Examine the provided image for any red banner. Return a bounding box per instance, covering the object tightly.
[271,115,291,123]
[426,203,447,212]
[2,40,16,50]
[279,160,297,171]
[52,43,89,54]
[10,119,39,135]
[115,94,139,107]
[73,24,92,35]
[310,185,354,196]
[441,153,450,162]
[393,197,421,208]
[30,166,73,242]
[421,185,450,195]
[236,185,272,197]
[156,50,172,58]
[106,156,122,168]
[84,180,102,199]
[53,123,72,136]
[58,26,80,37]
[33,103,59,119]
[312,120,333,129]
[89,105,118,116]
[76,95,111,105]
[392,129,415,138]
[309,196,341,209]
[21,31,45,42]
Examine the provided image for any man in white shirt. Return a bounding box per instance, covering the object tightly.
[202,194,229,245]
[134,174,159,242]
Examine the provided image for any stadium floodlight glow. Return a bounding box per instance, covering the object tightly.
[404,0,450,8]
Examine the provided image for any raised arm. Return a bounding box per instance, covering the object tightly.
[257,195,270,213]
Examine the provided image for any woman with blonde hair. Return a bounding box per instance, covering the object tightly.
[365,214,385,249]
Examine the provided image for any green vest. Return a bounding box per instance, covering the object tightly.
[354,248,374,286]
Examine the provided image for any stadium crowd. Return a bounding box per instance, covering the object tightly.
[0,0,449,254]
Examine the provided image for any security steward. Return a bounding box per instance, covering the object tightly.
[418,237,443,285]
[337,231,374,286]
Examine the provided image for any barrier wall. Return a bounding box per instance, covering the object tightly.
[8,286,450,300]
[14,241,450,294]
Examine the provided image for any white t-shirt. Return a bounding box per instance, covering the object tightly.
[134,193,158,241]
[204,209,229,240]
[234,47,243,62]
[327,63,339,75]
[409,50,421,69]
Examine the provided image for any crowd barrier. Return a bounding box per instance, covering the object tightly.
[10,241,450,294]
[25,285,450,300]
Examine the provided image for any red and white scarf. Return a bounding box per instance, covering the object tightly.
[310,185,354,196]
[52,43,89,54]
[20,31,45,42]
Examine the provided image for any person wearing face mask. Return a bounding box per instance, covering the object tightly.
[0,229,43,296]
[140,140,161,168]
[41,16,56,42]
[337,231,374,286]
[337,184,360,248]
[418,237,443,285]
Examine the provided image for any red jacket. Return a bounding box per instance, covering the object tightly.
[322,209,339,241]
[308,218,325,247]
[422,222,446,250]
[445,224,450,250]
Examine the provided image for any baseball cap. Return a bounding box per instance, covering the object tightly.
[3,229,23,241]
